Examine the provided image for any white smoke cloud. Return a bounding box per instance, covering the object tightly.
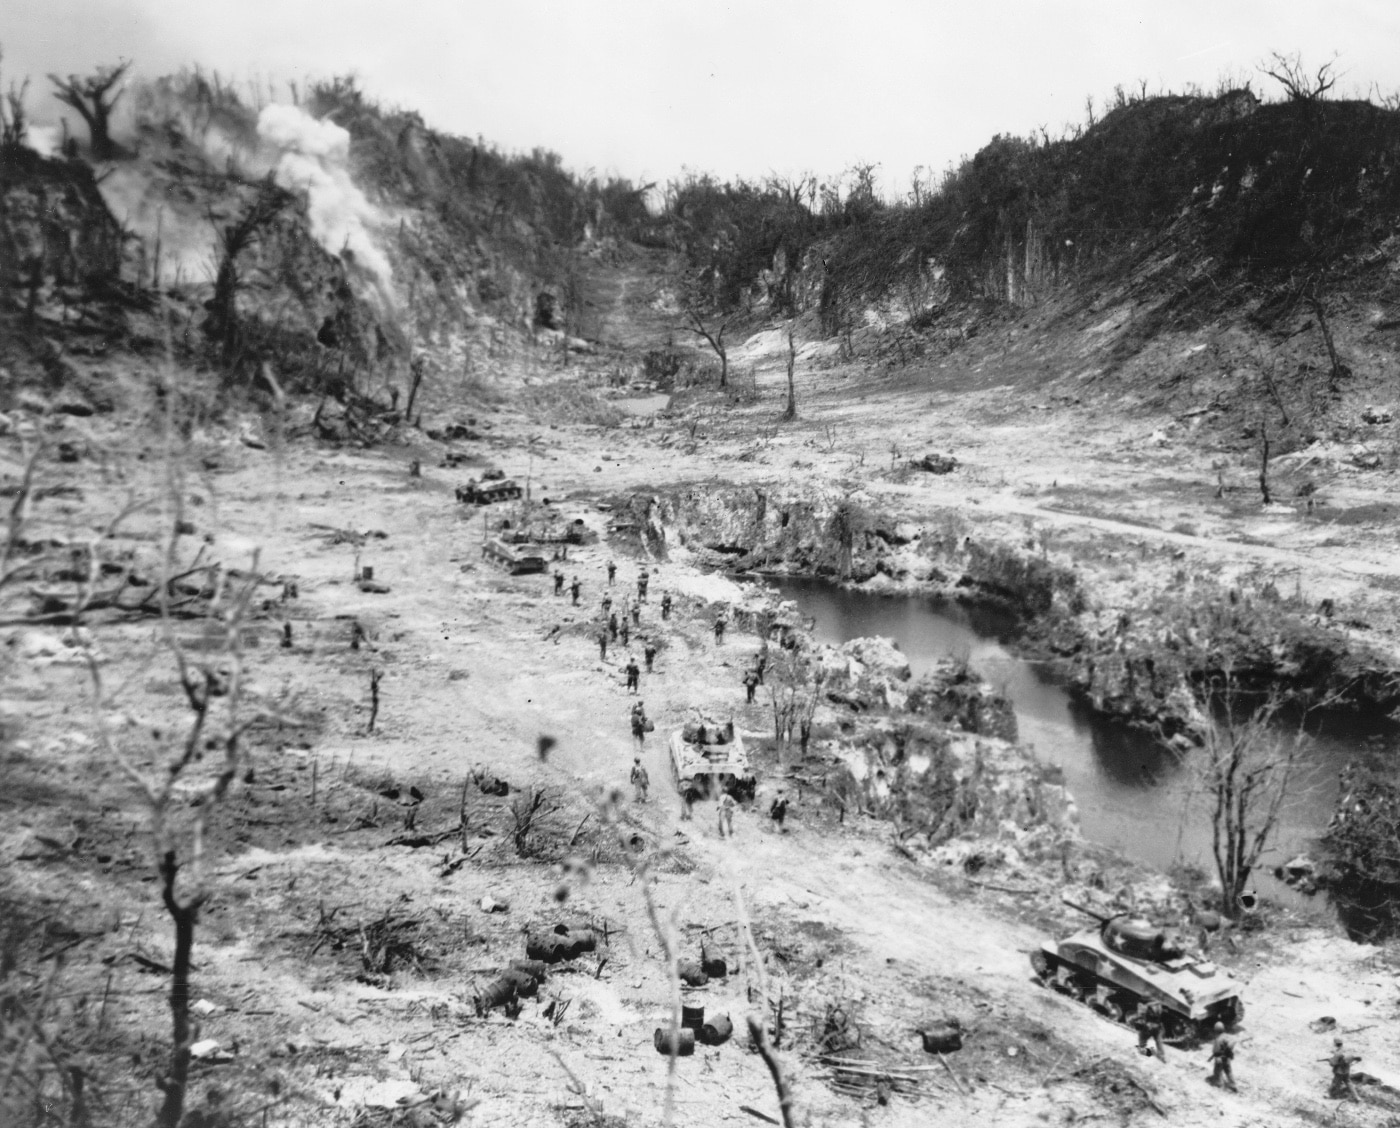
[25,124,62,158]
[256,103,393,291]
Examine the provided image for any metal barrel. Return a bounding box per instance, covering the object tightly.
[700,1013,733,1045]
[653,1027,696,1055]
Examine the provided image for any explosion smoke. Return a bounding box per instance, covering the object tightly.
[256,103,393,292]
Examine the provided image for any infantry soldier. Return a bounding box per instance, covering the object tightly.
[718,791,737,838]
[1328,1038,1361,1100]
[601,592,612,617]
[661,592,673,620]
[631,601,641,627]
[607,559,617,585]
[754,640,768,684]
[631,702,650,750]
[608,612,619,640]
[620,618,630,647]
[597,628,608,661]
[1133,1000,1166,1060]
[714,612,727,645]
[643,640,657,672]
[743,666,760,704]
[630,757,649,802]
[769,791,789,831]
[625,656,640,693]
[1207,1022,1236,1091]
[554,569,564,596]
[638,567,650,601]
[570,576,581,605]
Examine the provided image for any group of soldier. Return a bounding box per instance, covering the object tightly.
[1129,1004,1366,1102]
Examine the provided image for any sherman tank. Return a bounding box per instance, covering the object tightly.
[1031,901,1244,1038]
[455,478,523,505]
[668,717,756,800]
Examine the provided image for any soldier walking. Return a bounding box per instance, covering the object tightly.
[638,567,650,602]
[630,757,649,802]
[601,593,612,617]
[620,619,630,647]
[607,559,617,585]
[1207,1022,1237,1092]
[570,576,581,605]
[625,657,640,693]
[597,629,608,661]
[553,569,564,596]
[743,666,760,704]
[714,613,727,645]
[631,702,649,750]
[661,592,672,620]
[1133,1000,1166,1060]
[631,602,641,627]
[608,612,619,640]
[718,792,737,838]
[769,791,789,832]
[1328,1038,1361,1100]
[643,641,657,672]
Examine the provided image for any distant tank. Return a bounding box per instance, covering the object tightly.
[668,718,756,800]
[481,538,548,575]
[1031,900,1244,1039]
[456,478,523,505]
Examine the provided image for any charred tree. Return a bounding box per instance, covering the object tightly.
[47,61,131,160]
[204,179,291,366]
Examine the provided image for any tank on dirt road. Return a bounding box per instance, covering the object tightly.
[669,717,756,800]
[455,478,523,505]
[1031,901,1244,1039]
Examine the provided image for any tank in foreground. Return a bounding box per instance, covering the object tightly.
[1031,902,1244,1039]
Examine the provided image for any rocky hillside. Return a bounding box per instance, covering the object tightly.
[0,70,651,417]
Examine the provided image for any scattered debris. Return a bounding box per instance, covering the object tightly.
[912,452,958,474]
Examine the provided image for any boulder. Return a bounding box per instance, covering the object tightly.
[1351,444,1383,469]
[838,636,911,682]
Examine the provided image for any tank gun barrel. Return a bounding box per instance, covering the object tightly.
[1062,897,1112,924]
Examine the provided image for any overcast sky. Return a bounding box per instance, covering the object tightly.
[7,1,1400,195]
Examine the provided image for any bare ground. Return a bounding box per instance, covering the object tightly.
[4,273,1400,1127]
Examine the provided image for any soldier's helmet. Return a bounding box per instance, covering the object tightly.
[1334,1038,1344,1047]
[1214,1022,1225,1033]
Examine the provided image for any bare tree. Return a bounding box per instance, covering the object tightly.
[1259,51,1340,104]
[676,271,738,388]
[1300,275,1350,392]
[1257,419,1272,506]
[48,60,131,160]
[83,551,267,1127]
[0,49,30,152]
[204,179,291,365]
[1185,674,1316,920]
[767,648,823,762]
[782,320,797,421]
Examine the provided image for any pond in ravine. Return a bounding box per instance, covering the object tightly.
[761,576,1395,922]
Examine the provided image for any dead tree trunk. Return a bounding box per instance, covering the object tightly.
[1258,422,1272,505]
[156,852,199,1128]
[1303,285,1349,393]
[404,354,427,423]
[48,62,130,161]
[783,323,797,421]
